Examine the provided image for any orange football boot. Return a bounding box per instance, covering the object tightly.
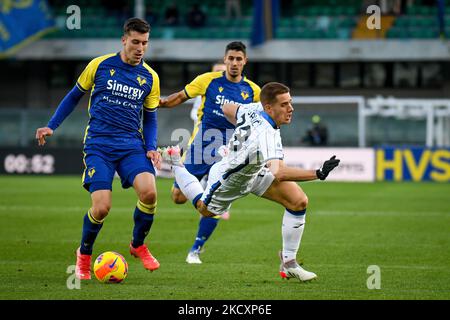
[75,247,92,280]
[129,243,160,271]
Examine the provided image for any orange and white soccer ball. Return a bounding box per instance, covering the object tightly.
[93,251,128,283]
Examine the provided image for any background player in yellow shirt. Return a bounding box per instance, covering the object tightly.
[190,61,227,127]
[159,41,260,264]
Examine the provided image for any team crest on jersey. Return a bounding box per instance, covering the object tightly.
[88,168,96,178]
[241,91,249,100]
[137,76,147,86]
[110,69,115,76]
[219,86,224,93]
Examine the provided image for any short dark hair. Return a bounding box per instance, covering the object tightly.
[123,17,150,35]
[260,82,290,106]
[225,41,246,56]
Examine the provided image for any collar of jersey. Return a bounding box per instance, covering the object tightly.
[223,72,246,83]
[116,52,143,68]
[260,111,278,129]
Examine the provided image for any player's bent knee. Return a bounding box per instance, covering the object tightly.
[172,196,187,205]
[171,189,187,204]
[91,203,111,220]
[196,201,215,217]
[288,195,308,212]
[139,189,157,204]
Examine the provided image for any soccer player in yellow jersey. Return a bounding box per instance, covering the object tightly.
[159,41,261,264]
[190,62,227,126]
[35,18,162,279]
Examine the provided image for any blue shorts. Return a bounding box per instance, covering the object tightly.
[82,144,155,193]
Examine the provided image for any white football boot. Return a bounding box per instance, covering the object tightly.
[279,253,317,282]
[186,251,202,264]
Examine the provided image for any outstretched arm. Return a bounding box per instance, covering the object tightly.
[35,85,85,146]
[268,156,340,182]
[158,90,189,108]
[267,160,318,182]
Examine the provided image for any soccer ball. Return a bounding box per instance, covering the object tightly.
[93,251,128,283]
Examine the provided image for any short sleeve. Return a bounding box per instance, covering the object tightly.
[236,102,263,120]
[76,59,98,92]
[144,71,160,111]
[259,130,283,161]
[76,53,116,92]
[184,73,214,99]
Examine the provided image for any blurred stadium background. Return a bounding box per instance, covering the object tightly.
[0,0,449,181]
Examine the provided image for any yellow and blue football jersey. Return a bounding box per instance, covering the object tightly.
[182,71,260,178]
[77,52,160,147]
[185,71,260,133]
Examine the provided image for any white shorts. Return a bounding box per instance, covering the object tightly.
[200,164,275,215]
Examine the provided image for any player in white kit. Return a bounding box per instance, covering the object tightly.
[160,82,340,281]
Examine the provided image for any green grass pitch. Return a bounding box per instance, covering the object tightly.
[0,176,449,300]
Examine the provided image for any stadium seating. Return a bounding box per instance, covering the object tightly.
[44,0,448,40]
[386,6,444,39]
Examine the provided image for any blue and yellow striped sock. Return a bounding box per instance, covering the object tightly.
[80,209,104,255]
[131,200,156,248]
[190,216,220,252]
